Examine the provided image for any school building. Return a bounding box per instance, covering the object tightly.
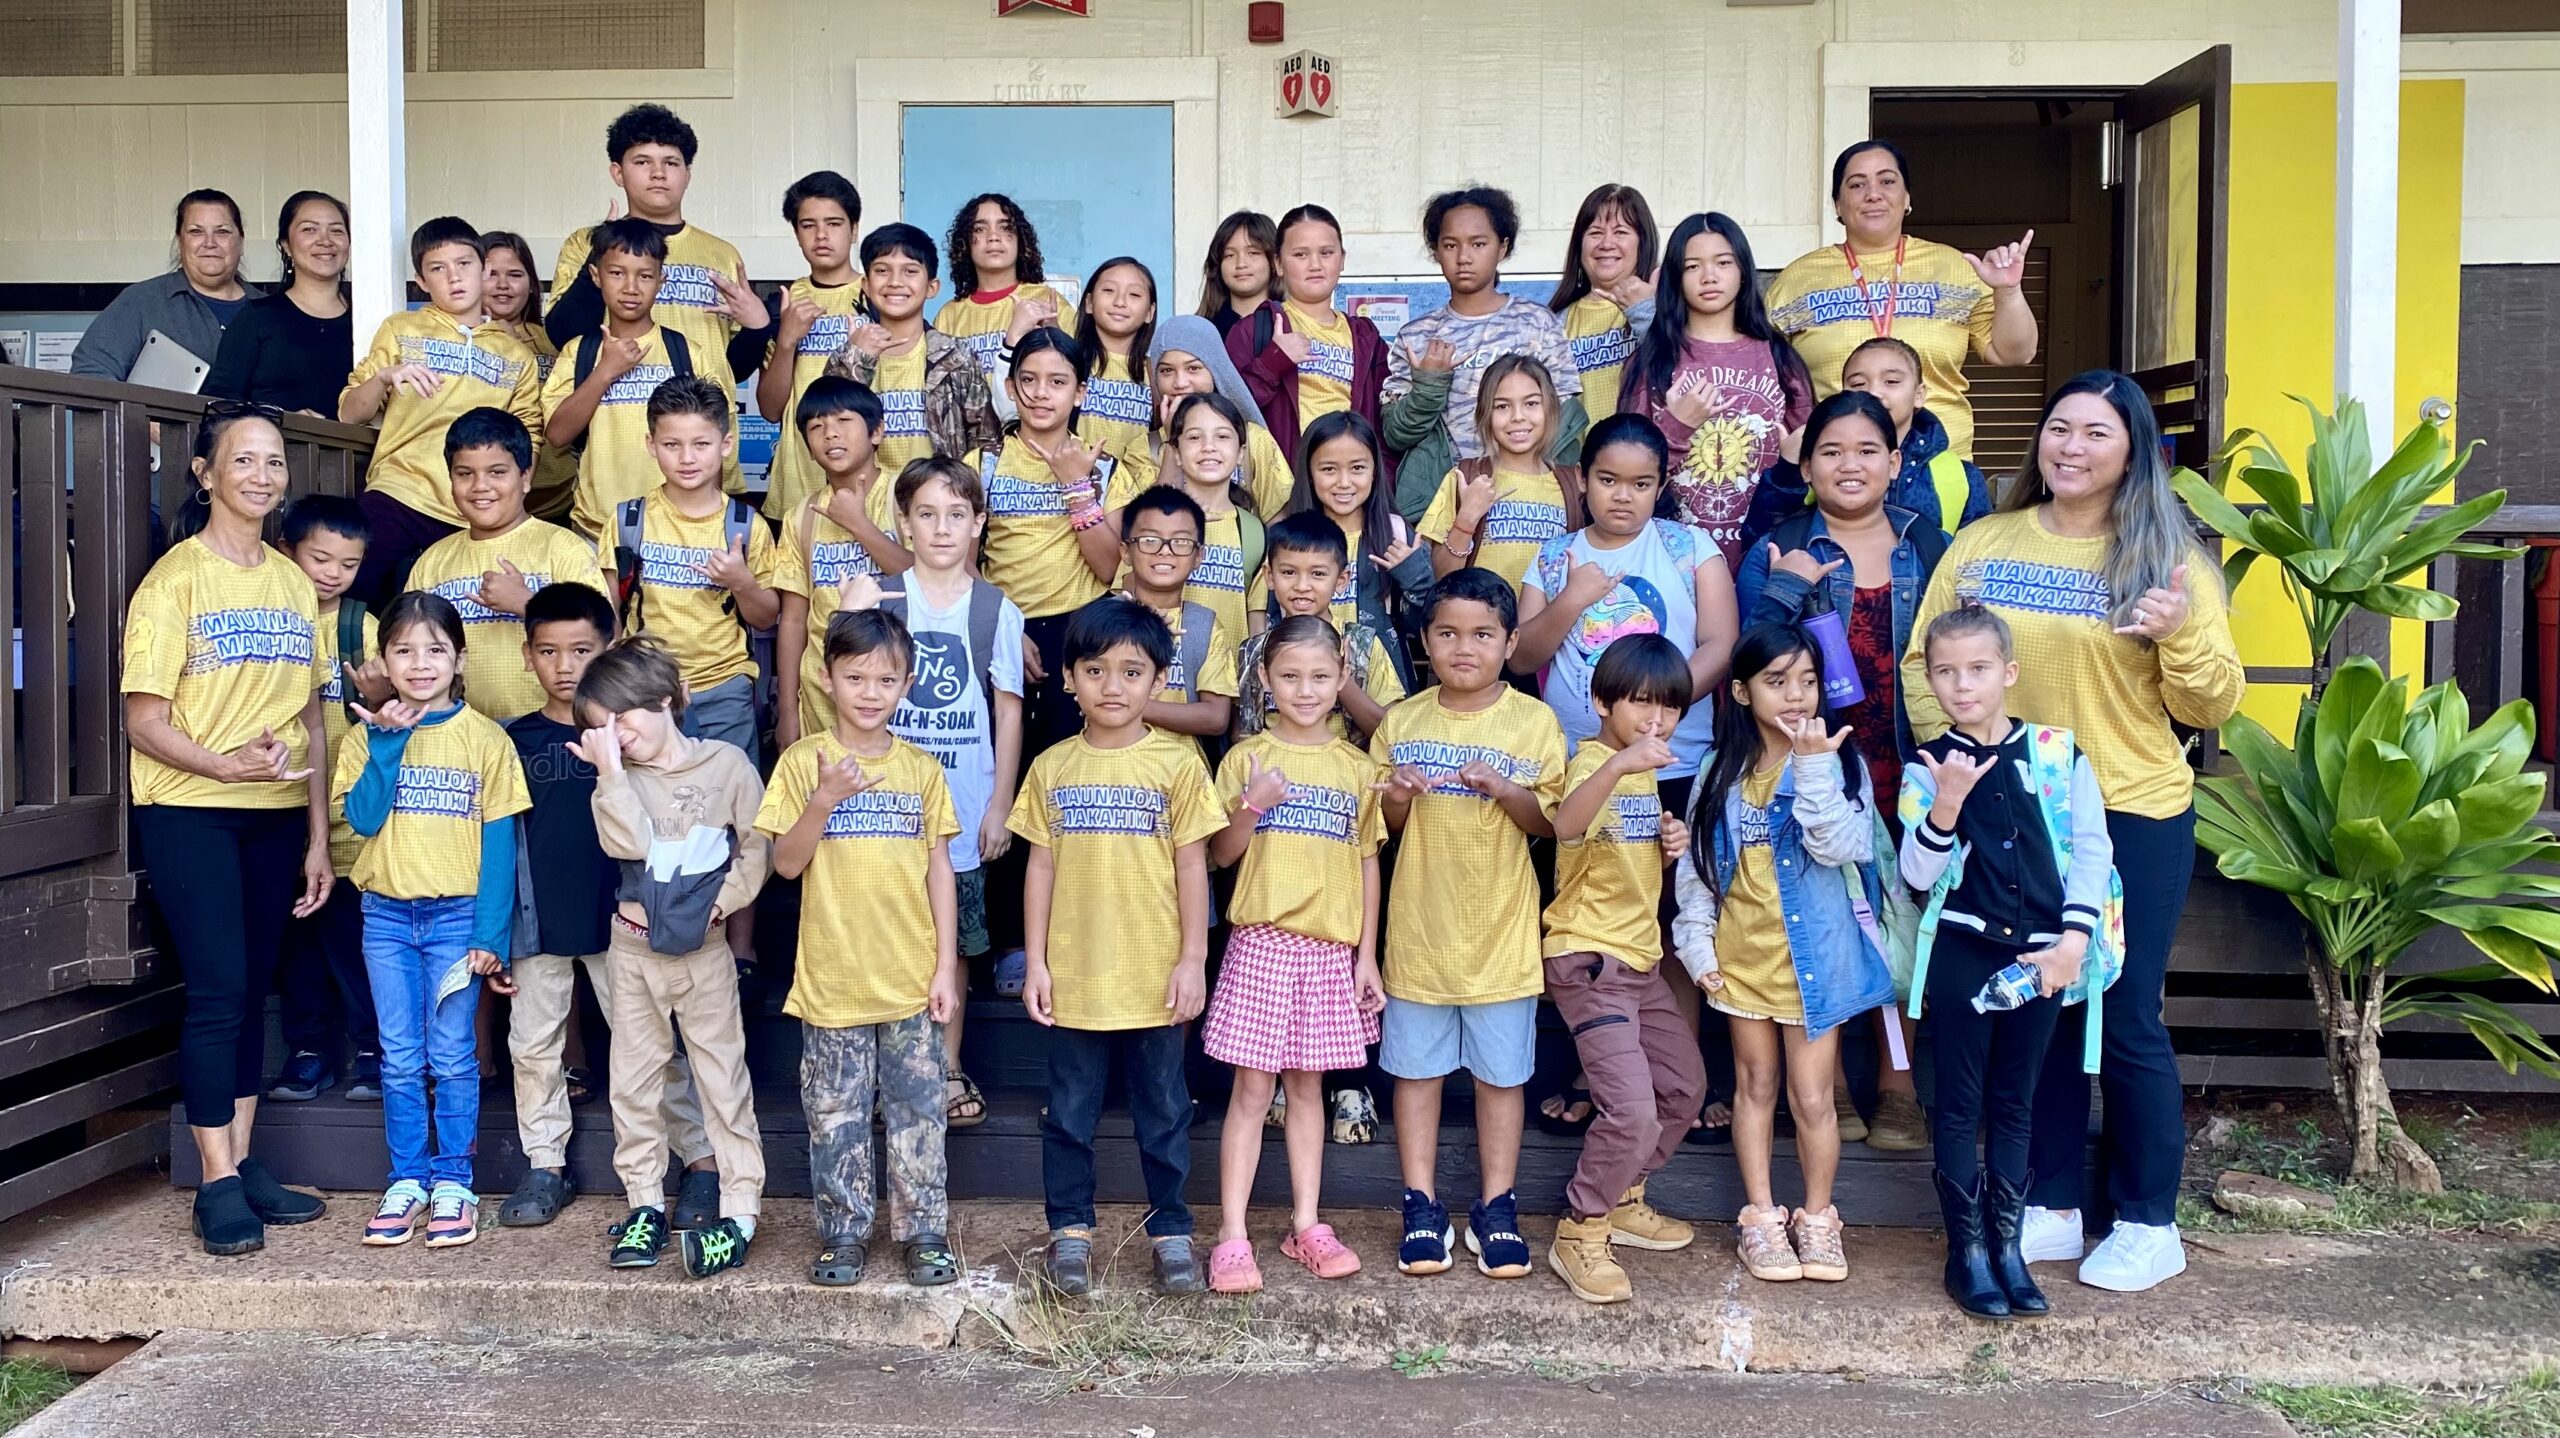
[0,0,2552,1220]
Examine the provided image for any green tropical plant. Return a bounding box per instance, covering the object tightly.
[2175,398,2549,1191]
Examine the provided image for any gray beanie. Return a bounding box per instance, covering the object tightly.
[1147,315,1267,433]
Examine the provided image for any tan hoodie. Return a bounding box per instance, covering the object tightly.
[591,737,770,943]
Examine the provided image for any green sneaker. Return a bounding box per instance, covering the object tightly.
[609,1206,668,1268]
[682,1217,751,1279]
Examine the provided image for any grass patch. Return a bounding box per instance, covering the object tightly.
[962,1237,1312,1398]
[1959,1341,2012,1388]
[2522,1125,2560,1165]
[0,1360,76,1433]
[2250,1371,2560,1437]
[1392,1345,1452,1380]
[2189,1116,2560,1237]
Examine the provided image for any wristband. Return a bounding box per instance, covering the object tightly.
[1240,797,1271,817]
[1068,501,1107,532]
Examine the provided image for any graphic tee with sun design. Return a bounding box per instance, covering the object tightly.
[1633,335,1810,569]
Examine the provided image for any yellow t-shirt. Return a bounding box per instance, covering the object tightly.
[1152,602,1239,705]
[871,341,935,479]
[507,324,581,521]
[969,437,1112,620]
[346,311,543,526]
[760,277,869,522]
[599,490,781,691]
[1243,423,1295,518]
[1006,729,1225,1030]
[1542,743,1666,969]
[1766,236,1999,461]
[1709,762,1802,1022]
[1283,302,1356,425]
[1369,686,1567,1004]
[122,538,328,810]
[1416,465,1569,589]
[330,705,531,902]
[754,733,959,1027]
[552,222,747,384]
[770,485,906,739]
[933,283,1075,380]
[548,326,746,540]
[317,605,380,876]
[1077,349,1153,471]
[1562,294,1637,422]
[1216,733,1383,947]
[1901,508,2244,819]
[406,520,611,723]
[1105,470,1257,647]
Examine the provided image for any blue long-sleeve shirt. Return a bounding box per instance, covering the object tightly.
[345,704,519,962]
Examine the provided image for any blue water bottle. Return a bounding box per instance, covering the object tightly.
[1803,596,1865,710]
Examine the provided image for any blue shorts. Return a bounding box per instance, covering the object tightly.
[680,675,758,757]
[1378,995,1538,1087]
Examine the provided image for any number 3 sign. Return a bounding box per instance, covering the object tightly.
[1276,49,1337,118]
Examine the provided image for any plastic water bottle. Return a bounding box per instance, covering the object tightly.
[1971,959,2044,1014]
[1803,606,1866,709]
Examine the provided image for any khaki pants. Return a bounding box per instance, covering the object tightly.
[507,950,711,1173]
[605,925,766,1219]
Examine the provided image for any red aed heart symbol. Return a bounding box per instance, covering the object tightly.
[1311,71,1331,107]
[1282,72,1302,108]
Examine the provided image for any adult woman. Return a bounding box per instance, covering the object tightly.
[1547,184,1659,422]
[1767,140,2037,464]
[73,189,262,384]
[1901,371,2242,1293]
[204,192,351,416]
[125,403,336,1255]
[1197,210,1280,339]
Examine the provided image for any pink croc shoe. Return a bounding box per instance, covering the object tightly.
[1281,1222,1362,1280]
[1208,1237,1263,1294]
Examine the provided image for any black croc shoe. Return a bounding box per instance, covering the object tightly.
[906,1235,960,1287]
[670,1167,721,1231]
[499,1169,574,1228]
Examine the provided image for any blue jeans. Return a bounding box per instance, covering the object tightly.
[1041,1024,1193,1237]
[362,893,482,1190]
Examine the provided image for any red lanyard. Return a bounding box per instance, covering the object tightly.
[1839,236,1907,338]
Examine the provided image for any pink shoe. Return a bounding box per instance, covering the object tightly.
[1208,1237,1263,1293]
[1281,1222,1363,1280]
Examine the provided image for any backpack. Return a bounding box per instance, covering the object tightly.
[611,492,759,634]
[565,327,694,458]
[1233,505,1267,592]
[1452,457,1586,535]
[879,580,1005,719]
[334,599,369,726]
[1923,451,1973,539]
[1234,620,1382,743]
[1170,600,1219,701]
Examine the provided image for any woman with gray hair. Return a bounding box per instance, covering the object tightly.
[1899,369,2243,1296]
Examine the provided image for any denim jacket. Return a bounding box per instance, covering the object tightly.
[1670,749,1900,1039]
[1732,504,1947,765]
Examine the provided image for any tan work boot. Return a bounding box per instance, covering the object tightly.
[1548,1214,1631,1304]
[1866,1090,1929,1152]
[1832,1080,1869,1143]
[1608,1181,1695,1251]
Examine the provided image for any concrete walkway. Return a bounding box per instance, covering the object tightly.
[18,1330,2296,1438]
[3,1176,2554,1387]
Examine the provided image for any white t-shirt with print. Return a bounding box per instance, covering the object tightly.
[1525,518,1718,780]
[888,582,1027,871]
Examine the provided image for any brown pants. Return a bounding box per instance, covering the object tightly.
[605,924,765,1219]
[508,949,710,1173]
[1546,950,1706,1219]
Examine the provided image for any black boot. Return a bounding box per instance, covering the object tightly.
[1987,1169,2049,1317]
[1932,1168,2010,1320]
[192,1176,265,1257]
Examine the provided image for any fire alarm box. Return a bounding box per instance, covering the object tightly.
[1276,49,1335,118]
[1248,1,1283,43]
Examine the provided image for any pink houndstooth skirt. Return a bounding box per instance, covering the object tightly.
[1202,924,1380,1074]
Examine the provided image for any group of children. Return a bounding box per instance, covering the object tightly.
[239,102,2127,1323]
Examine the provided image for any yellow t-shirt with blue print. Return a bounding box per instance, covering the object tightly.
[1006,729,1225,1031]
[331,705,531,901]
[1150,602,1238,706]
[870,340,935,480]
[1369,685,1568,1005]
[405,520,611,723]
[1282,302,1357,426]
[1216,732,1383,947]
[121,538,329,811]
[770,484,907,739]
[1541,741,1667,969]
[1417,465,1569,590]
[1766,236,1999,462]
[754,733,959,1027]
[967,436,1113,620]
[599,490,781,692]
[345,310,544,526]
[1104,467,1259,647]
[548,325,743,541]
[551,222,747,384]
[317,605,380,875]
[1077,349,1154,472]
[1563,294,1638,422]
[760,277,868,522]
[933,284,1075,382]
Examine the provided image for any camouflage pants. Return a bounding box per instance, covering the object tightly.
[801,1014,949,1243]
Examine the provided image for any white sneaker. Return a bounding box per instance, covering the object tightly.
[2020,1205,2086,1263]
[2077,1220,2186,1292]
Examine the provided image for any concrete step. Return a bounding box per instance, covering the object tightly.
[15,1329,2298,1438]
[6,1175,2556,1390]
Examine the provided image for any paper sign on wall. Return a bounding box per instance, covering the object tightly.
[1276,50,1336,118]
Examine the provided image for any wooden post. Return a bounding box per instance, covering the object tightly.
[346,0,408,344]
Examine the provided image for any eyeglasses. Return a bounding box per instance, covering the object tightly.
[1129,535,1201,556]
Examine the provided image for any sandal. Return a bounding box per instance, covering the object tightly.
[1280,1222,1362,1280]
[945,1073,988,1130]
[1535,1083,1597,1137]
[810,1240,867,1287]
[1207,1237,1262,1294]
[564,1067,597,1107]
[904,1234,960,1287]
[1685,1093,1735,1147]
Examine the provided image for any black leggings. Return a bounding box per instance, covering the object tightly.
[138,804,305,1128]
[1925,925,2064,1191]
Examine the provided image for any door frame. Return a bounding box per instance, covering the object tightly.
[853,59,1219,311]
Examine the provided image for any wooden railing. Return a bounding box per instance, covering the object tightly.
[0,364,371,1221]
